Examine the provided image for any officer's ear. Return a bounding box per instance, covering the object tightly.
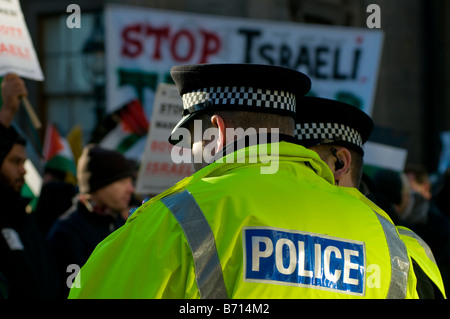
[331,147,352,183]
[210,114,227,152]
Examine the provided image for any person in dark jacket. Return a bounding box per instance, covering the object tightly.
[0,73,58,299]
[34,167,78,236]
[433,167,450,219]
[403,164,450,294]
[47,144,136,298]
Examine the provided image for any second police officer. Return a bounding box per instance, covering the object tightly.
[294,96,446,298]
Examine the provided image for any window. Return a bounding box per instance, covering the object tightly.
[41,12,102,143]
[288,0,364,26]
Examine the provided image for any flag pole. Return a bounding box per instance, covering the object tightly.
[21,96,42,129]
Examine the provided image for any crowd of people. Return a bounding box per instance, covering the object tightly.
[0,74,138,298]
[0,65,449,299]
[364,164,450,293]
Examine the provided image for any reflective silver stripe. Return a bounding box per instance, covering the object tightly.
[375,213,410,299]
[161,190,228,299]
[397,228,437,265]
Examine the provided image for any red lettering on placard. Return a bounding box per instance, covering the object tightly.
[150,140,173,153]
[146,25,169,60]
[0,25,23,38]
[170,29,195,62]
[0,43,30,59]
[199,29,221,63]
[145,161,193,176]
[120,23,222,63]
[121,24,143,58]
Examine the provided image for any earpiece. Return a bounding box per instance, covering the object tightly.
[335,158,344,170]
[331,148,344,170]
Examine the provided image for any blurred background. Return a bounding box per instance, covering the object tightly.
[13,0,450,175]
[4,0,450,297]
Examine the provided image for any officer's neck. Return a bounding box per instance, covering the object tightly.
[215,132,295,161]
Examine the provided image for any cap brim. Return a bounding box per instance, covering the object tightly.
[168,112,195,146]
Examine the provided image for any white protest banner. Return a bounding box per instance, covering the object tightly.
[0,0,43,129]
[0,0,44,81]
[105,5,383,117]
[364,141,408,174]
[135,83,193,195]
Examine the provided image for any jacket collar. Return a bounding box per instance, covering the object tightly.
[207,133,334,183]
[214,133,298,161]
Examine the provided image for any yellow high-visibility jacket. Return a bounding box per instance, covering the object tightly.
[398,226,446,298]
[69,139,418,299]
[339,187,446,298]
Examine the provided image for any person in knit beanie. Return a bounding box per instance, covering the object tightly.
[47,144,136,298]
[77,144,136,196]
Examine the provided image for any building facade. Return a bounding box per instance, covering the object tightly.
[18,0,450,172]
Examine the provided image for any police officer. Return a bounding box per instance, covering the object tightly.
[294,96,446,298]
[294,96,373,188]
[70,64,418,299]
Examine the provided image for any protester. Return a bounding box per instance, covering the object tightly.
[34,166,78,236]
[371,168,407,224]
[403,164,450,294]
[433,167,450,291]
[70,63,420,299]
[294,97,446,298]
[47,144,135,298]
[434,167,450,218]
[0,73,58,298]
[0,272,8,299]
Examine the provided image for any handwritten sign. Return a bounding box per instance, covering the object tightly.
[135,83,194,195]
[0,0,44,80]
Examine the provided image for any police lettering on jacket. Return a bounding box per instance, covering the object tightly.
[243,227,366,295]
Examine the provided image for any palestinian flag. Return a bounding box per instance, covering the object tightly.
[99,99,149,157]
[43,123,77,179]
[21,159,43,212]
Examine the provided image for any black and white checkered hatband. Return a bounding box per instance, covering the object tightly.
[182,86,296,114]
[295,122,363,149]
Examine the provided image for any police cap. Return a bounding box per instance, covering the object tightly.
[169,63,311,145]
[295,97,374,155]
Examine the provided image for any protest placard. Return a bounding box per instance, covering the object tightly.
[0,0,43,128]
[0,0,44,81]
[105,5,383,118]
[363,141,408,178]
[135,83,193,195]
[111,5,384,194]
